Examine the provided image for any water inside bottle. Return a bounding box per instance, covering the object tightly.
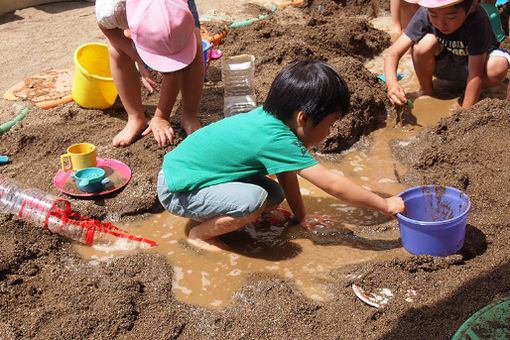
[222,55,256,116]
[224,95,257,116]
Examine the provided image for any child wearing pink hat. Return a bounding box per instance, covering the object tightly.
[384,0,510,109]
[96,0,204,147]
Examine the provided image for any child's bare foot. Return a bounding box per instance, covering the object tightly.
[181,114,202,136]
[187,236,229,252]
[112,118,147,147]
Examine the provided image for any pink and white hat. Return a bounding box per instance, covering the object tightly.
[126,0,197,73]
[405,0,465,7]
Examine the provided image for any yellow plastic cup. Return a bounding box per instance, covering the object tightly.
[72,43,118,109]
[60,143,97,172]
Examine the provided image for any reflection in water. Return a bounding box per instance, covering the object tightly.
[73,16,508,309]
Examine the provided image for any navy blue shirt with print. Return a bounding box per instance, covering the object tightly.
[404,5,499,58]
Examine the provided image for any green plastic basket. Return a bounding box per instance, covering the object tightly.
[452,297,510,339]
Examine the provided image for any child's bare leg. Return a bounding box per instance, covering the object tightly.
[400,1,419,55]
[180,28,204,135]
[153,72,182,145]
[110,51,147,146]
[101,27,147,146]
[187,204,266,252]
[400,1,419,31]
[483,56,509,88]
[412,33,439,97]
[390,0,402,33]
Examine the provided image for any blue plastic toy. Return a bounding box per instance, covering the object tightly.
[377,73,407,83]
[72,167,110,193]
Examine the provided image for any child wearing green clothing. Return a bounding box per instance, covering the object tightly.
[157,60,406,252]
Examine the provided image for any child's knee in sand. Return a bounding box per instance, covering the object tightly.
[487,51,510,81]
[412,35,441,63]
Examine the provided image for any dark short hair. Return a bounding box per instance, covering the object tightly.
[453,0,473,12]
[263,60,350,126]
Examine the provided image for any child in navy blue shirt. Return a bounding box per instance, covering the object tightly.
[384,0,510,109]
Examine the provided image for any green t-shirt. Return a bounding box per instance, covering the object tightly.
[162,107,318,192]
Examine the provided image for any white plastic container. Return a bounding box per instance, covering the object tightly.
[221,54,257,116]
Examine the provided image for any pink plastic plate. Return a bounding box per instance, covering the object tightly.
[54,158,132,197]
[209,49,222,59]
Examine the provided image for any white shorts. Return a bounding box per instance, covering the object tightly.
[490,48,510,67]
[95,0,128,30]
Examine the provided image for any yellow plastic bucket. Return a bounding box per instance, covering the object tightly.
[72,43,118,109]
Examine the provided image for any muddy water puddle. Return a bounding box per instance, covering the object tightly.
[74,15,507,308]
[75,183,408,308]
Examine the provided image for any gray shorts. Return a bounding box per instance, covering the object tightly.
[157,171,284,220]
[435,48,510,82]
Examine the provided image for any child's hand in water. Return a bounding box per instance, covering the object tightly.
[382,196,406,218]
[387,82,407,106]
[300,214,335,232]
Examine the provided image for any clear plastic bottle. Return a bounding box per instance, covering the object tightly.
[221,54,257,116]
[0,175,155,249]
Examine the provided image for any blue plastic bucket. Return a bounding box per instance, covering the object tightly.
[202,40,211,71]
[397,185,471,257]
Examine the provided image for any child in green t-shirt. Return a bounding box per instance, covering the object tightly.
[157,60,406,251]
